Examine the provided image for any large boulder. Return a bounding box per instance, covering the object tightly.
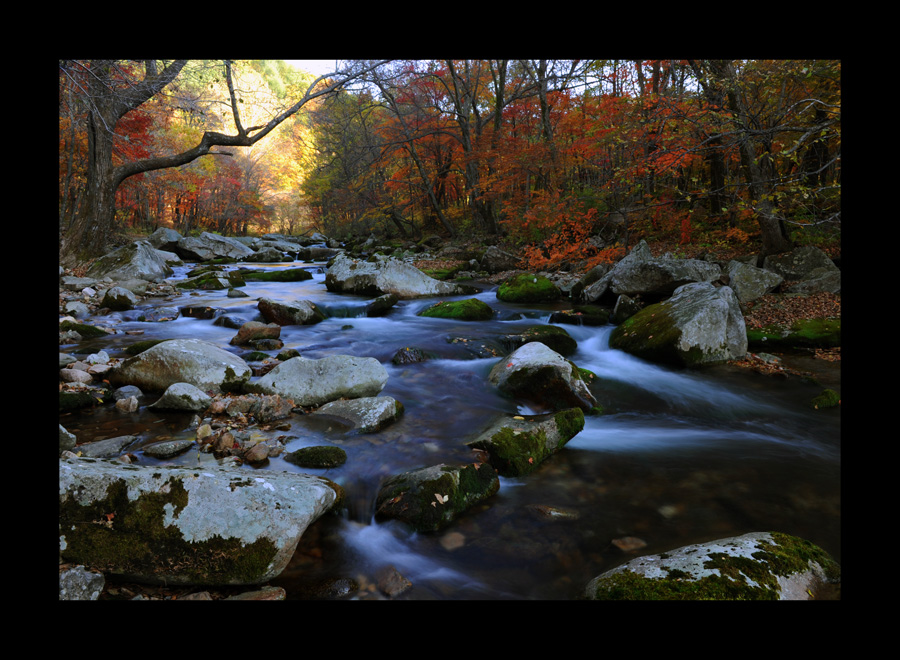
[325,253,474,299]
[107,338,251,393]
[488,342,597,412]
[582,239,721,303]
[374,463,500,532]
[147,227,183,251]
[496,273,561,303]
[86,240,174,283]
[246,355,388,407]
[467,408,585,476]
[59,458,341,586]
[583,532,840,600]
[609,282,747,367]
[175,232,255,262]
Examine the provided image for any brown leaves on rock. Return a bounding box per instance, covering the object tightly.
[742,292,841,330]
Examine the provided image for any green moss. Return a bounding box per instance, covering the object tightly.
[810,388,840,409]
[609,302,722,367]
[418,298,495,321]
[747,317,840,350]
[553,407,585,444]
[58,473,279,585]
[242,268,313,282]
[497,273,561,303]
[59,320,110,339]
[586,532,840,600]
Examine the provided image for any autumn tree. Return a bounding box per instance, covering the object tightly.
[58,59,390,265]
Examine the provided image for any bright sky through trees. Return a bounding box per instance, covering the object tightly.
[284,60,340,78]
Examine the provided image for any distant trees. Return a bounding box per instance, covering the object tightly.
[59,59,840,268]
[58,59,389,264]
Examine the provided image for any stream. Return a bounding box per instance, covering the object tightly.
[59,255,841,599]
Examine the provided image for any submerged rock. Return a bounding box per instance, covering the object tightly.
[59,458,341,586]
[583,531,840,600]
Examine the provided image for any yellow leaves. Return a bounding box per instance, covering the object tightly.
[431,493,449,507]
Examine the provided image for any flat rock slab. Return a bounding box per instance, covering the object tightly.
[59,458,341,586]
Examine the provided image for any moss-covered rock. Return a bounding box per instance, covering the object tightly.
[418,298,495,321]
[499,324,578,356]
[284,445,348,468]
[497,273,561,304]
[374,462,499,533]
[549,305,610,327]
[583,531,840,600]
[58,458,340,586]
[59,320,111,339]
[467,408,585,477]
[609,282,747,367]
[241,268,314,282]
[810,388,840,409]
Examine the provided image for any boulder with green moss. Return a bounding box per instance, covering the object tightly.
[418,298,495,321]
[241,268,313,282]
[496,273,561,303]
[467,408,585,477]
[59,458,342,586]
[257,297,326,326]
[374,463,499,532]
[609,282,747,367]
[583,531,840,600]
[498,324,578,356]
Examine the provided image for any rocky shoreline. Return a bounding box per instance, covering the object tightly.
[59,229,840,600]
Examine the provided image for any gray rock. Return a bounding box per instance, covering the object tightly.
[583,531,840,600]
[148,382,213,412]
[725,260,784,303]
[325,253,473,299]
[59,565,105,600]
[102,286,140,311]
[76,435,138,458]
[147,227,183,251]
[312,395,404,433]
[59,458,341,585]
[86,240,174,283]
[175,232,255,261]
[247,355,388,407]
[108,338,251,393]
[59,425,77,452]
[141,438,196,458]
[763,245,839,281]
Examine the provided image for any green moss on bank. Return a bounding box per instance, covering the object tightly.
[747,317,840,350]
[418,298,495,321]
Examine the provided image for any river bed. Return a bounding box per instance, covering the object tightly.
[59,256,841,599]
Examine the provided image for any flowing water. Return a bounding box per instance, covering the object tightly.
[60,256,841,599]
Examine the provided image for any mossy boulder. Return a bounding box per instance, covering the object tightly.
[549,305,610,327]
[59,320,111,339]
[810,388,840,409]
[609,282,747,367]
[499,324,578,356]
[284,445,348,468]
[241,268,313,282]
[497,273,561,304]
[747,317,840,350]
[467,408,585,477]
[58,458,341,586]
[583,531,840,600]
[418,298,495,321]
[374,463,499,532]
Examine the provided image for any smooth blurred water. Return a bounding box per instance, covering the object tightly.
[61,257,840,599]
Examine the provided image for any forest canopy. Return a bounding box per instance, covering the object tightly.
[59,59,840,268]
